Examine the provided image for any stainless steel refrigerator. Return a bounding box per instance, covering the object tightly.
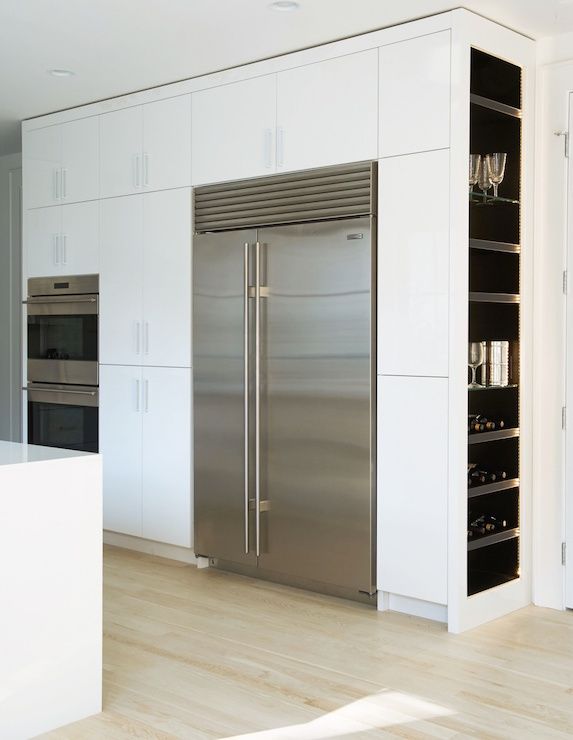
[193,162,377,603]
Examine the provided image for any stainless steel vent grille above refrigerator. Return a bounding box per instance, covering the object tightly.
[194,161,377,232]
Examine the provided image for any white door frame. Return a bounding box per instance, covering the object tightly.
[566,92,573,609]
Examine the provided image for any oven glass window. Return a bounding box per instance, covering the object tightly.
[28,401,98,453]
[28,314,98,361]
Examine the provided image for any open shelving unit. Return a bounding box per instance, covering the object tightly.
[467,48,522,598]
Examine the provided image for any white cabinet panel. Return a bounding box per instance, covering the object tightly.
[192,75,276,185]
[277,50,378,171]
[100,195,143,365]
[61,201,99,276]
[143,189,191,367]
[100,106,143,198]
[26,207,62,277]
[143,96,192,191]
[142,367,192,547]
[61,117,99,203]
[24,126,61,208]
[378,149,449,377]
[100,365,142,536]
[379,31,450,157]
[377,375,448,604]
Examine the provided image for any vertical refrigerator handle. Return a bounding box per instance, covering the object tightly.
[255,240,261,558]
[244,242,250,554]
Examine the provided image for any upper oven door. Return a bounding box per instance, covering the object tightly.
[27,294,99,385]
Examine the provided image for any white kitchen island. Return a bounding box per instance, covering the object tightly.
[0,441,102,740]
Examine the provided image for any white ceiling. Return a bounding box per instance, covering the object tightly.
[1,0,573,156]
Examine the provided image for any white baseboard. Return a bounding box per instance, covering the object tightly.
[378,592,447,623]
[103,531,198,565]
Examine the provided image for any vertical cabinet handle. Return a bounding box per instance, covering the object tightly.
[134,154,141,189]
[54,168,60,201]
[135,321,141,355]
[135,379,141,412]
[255,240,261,557]
[244,242,250,554]
[144,321,149,355]
[61,234,67,266]
[53,234,60,266]
[277,127,285,168]
[144,379,149,413]
[61,168,67,199]
[143,153,149,186]
[264,129,273,170]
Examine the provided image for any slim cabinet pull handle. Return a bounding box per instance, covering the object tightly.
[134,154,141,188]
[54,168,60,200]
[244,242,250,554]
[61,234,67,265]
[255,240,261,557]
[61,168,67,199]
[144,379,149,413]
[53,234,59,265]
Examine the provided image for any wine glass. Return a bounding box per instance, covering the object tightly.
[477,157,492,203]
[486,153,507,198]
[468,154,481,195]
[468,342,485,389]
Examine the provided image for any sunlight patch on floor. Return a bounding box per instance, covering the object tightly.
[225,690,454,738]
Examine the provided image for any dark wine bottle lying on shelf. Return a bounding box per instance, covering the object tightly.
[467,512,508,537]
[467,466,508,486]
[468,414,506,434]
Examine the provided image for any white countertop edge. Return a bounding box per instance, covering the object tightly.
[0,440,97,468]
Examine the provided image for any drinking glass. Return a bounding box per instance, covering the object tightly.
[477,157,492,203]
[468,341,485,388]
[468,154,481,195]
[486,153,507,198]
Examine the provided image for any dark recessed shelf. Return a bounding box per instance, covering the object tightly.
[470,93,522,118]
[470,238,520,254]
[468,384,518,392]
[469,291,520,304]
[468,570,519,596]
[468,527,519,551]
[468,477,519,499]
[468,427,519,444]
[469,190,519,206]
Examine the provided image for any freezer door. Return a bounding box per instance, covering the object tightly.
[193,229,257,564]
[257,217,375,593]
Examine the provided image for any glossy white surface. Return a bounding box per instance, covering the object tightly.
[26,205,62,278]
[379,30,451,157]
[100,106,143,198]
[60,116,99,204]
[0,439,91,467]
[378,148,449,377]
[23,124,61,208]
[142,95,192,191]
[61,200,100,275]
[377,375,448,605]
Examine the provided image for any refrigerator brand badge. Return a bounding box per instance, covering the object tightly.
[347,233,364,240]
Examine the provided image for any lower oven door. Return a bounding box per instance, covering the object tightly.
[26,384,99,453]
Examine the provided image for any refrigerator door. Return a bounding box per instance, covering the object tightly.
[257,217,375,594]
[193,229,257,564]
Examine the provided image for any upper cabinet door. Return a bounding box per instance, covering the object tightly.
[142,95,192,191]
[276,50,378,172]
[192,75,277,185]
[23,125,61,209]
[100,195,144,365]
[60,117,99,204]
[379,31,450,157]
[142,188,191,368]
[26,206,62,278]
[378,149,449,377]
[100,106,143,198]
[61,201,100,276]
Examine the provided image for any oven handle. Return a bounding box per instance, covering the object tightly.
[23,386,97,397]
[23,296,97,305]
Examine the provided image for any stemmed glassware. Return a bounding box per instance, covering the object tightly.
[477,157,492,203]
[468,154,481,195]
[486,152,507,198]
[468,341,485,389]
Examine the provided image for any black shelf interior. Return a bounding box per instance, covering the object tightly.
[468,477,519,499]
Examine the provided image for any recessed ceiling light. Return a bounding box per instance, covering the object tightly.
[47,69,75,78]
[269,1,300,11]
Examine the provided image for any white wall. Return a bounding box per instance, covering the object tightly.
[0,153,22,442]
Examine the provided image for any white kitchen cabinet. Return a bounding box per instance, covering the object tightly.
[276,50,378,172]
[23,125,62,208]
[142,367,192,546]
[26,207,62,277]
[100,106,143,198]
[142,96,192,191]
[142,189,192,367]
[378,149,449,377]
[377,375,448,605]
[100,364,143,536]
[379,31,450,157]
[192,75,277,185]
[60,116,99,204]
[61,201,100,275]
[100,195,144,365]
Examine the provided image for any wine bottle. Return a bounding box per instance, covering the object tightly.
[468,414,506,433]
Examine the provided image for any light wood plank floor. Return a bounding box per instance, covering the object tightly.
[42,545,573,739]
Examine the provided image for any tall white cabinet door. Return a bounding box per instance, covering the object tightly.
[100,195,143,365]
[378,149,449,377]
[26,207,62,277]
[142,189,192,368]
[192,75,276,185]
[100,365,143,536]
[23,125,61,209]
[142,367,192,547]
[60,116,99,204]
[100,106,143,198]
[61,201,100,276]
[276,50,378,172]
[143,96,192,191]
[379,31,450,157]
[377,376,448,605]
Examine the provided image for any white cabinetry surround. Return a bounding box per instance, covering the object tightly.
[22,9,535,632]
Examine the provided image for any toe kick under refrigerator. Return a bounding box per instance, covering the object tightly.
[193,162,377,603]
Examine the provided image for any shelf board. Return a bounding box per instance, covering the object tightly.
[468,477,519,499]
[468,527,520,551]
[469,190,519,206]
[468,384,518,392]
[469,291,520,304]
[469,238,520,254]
[468,427,519,444]
[467,570,519,597]
[470,93,522,118]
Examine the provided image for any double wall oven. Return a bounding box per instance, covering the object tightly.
[25,275,99,453]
